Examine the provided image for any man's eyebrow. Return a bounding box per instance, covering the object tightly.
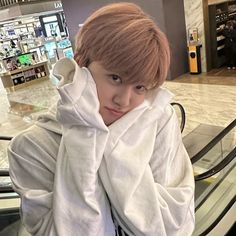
[106,72,121,77]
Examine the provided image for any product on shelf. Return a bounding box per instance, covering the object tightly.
[0,61,49,89]
[17,53,33,66]
[2,56,18,71]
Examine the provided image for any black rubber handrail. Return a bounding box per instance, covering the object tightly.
[0,169,13,192]
[195,146,236,181]
[0,169,10,176]
[0,185,14,193]
[0,136,13,141]
[191,119,236,164]
[171,102,186,133]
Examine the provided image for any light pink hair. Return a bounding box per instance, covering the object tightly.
[74,2,170,88]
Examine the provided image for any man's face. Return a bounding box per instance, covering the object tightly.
[88,61,148,126]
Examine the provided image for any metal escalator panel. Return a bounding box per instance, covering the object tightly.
[193,159,236,236]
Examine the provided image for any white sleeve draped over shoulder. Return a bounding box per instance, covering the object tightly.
[8,58,195,236]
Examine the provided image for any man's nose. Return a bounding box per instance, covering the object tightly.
[113,86,132,107]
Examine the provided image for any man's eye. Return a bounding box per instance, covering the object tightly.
[135,85,147,93]
[111,75,122,84]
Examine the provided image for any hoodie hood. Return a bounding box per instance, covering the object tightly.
[36,58,174,136]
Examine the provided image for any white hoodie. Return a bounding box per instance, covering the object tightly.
[8,58,195,236]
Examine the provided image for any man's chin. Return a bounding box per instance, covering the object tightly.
[103,117,117,126]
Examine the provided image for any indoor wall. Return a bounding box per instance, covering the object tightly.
[61,0,188,80]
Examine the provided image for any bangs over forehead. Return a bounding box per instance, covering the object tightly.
[74,3,170,88]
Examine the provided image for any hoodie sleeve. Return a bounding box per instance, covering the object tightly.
[8,58,115,236]
[99,105,195,236]
[8,126,59,236]
[52,59,114,236]
[149,106,195,235]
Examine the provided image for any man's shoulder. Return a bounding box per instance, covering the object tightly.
[9,125,61,157]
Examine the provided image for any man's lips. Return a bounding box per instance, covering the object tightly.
[105,107,125,116]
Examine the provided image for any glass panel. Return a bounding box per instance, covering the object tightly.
[193,161,236,235]
[194,140,224,203]
[183,123,224,159]
[193,124,235,204]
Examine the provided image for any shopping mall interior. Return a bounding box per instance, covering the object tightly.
[0,0,235,236]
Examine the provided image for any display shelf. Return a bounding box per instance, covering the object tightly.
[228,11,236,17]
[216,35,225,41]
[209,0,236,68]
[217,45,225,51]
[0,61,49,90]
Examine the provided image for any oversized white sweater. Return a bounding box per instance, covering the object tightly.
[8,58,195,236]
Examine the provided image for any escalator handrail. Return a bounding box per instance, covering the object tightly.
[195,146,236,181]
[170,102,186,133]
[0,169,10,176]
[0,136,13,141]
[0,185,14,193]
[0,168,13,192]
[191,119,236,164]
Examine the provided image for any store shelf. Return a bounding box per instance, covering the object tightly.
[209,0,236,68]
[216,35,225,41]
[217,45,225,51]
[0,61,49,90]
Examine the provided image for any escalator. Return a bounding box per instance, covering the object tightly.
[171,103,235,235]
[0,135,21,235]
[186,118,236,236]
[0,112,235,235]
[194,160,235,236]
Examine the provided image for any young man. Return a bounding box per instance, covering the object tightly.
[222,20,235,69]
[8,3,195,236]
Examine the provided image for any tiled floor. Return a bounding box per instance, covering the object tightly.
[166,76,236,136]
[0,68,235,170]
